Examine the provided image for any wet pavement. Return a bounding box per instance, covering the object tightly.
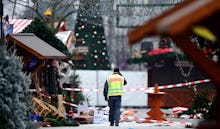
[39,108,202,129]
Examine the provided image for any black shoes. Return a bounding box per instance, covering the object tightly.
[110,122,119,126]
[110,122,114,126]
[115,120,119,126]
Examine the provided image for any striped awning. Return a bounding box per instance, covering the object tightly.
[9,19,32,34]
[8,19,65,34]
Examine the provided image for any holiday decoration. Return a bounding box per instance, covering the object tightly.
[159,36,172,49]
[73,0,110,70]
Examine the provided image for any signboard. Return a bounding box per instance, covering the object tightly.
[76,46,89,53]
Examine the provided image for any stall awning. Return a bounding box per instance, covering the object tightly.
[9,19,32,34]
[8,19,65,34]
[6,33,67,60]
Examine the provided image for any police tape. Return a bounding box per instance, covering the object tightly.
[61,79,210,92]
[40,93,78,107]
[63,101,78,107]
[41,94,51,99]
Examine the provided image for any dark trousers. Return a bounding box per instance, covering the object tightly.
[108,96,121,124]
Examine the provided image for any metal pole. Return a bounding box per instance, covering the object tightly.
[12,0,16,19]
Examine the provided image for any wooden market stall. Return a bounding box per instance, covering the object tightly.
[6,33,67,119]
[127,0,220,128]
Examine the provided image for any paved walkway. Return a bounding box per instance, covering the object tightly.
[39,121,187,129]
[39,108,201,129]
[39,118,201,129]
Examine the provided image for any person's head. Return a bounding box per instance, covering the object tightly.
[113,68,120,73]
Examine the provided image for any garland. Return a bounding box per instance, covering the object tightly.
[127,52,187,64]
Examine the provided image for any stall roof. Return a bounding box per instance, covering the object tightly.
[6,33,67,60]
[128,0,220,44]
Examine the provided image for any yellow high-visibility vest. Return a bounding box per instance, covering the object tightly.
[107,74,125,96]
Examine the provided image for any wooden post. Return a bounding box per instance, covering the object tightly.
[146,84,166,121]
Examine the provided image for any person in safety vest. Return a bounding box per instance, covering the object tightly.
[103,68,127,126]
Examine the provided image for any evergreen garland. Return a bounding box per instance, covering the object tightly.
[0,45,37,129]
[22,18,71,59]
[127,52,187,65]
[47,64,58,95]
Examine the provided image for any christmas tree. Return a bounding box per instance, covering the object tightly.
[73,1,110,70]
[0,45,37,129]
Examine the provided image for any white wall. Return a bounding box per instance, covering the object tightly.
[72,70,148,107]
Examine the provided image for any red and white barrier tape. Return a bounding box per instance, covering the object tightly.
[157,79,210,90]
[61,79,210,92]
[63,101,78,107]
[40,94,78,107]
[41,94,51,99]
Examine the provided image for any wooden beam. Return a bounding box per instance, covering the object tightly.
[171,34,220,87]
[127,0,220,45]
[127,0,193,44]
[157,0,220,37]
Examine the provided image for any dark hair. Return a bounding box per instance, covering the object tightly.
[113,68,120,73]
